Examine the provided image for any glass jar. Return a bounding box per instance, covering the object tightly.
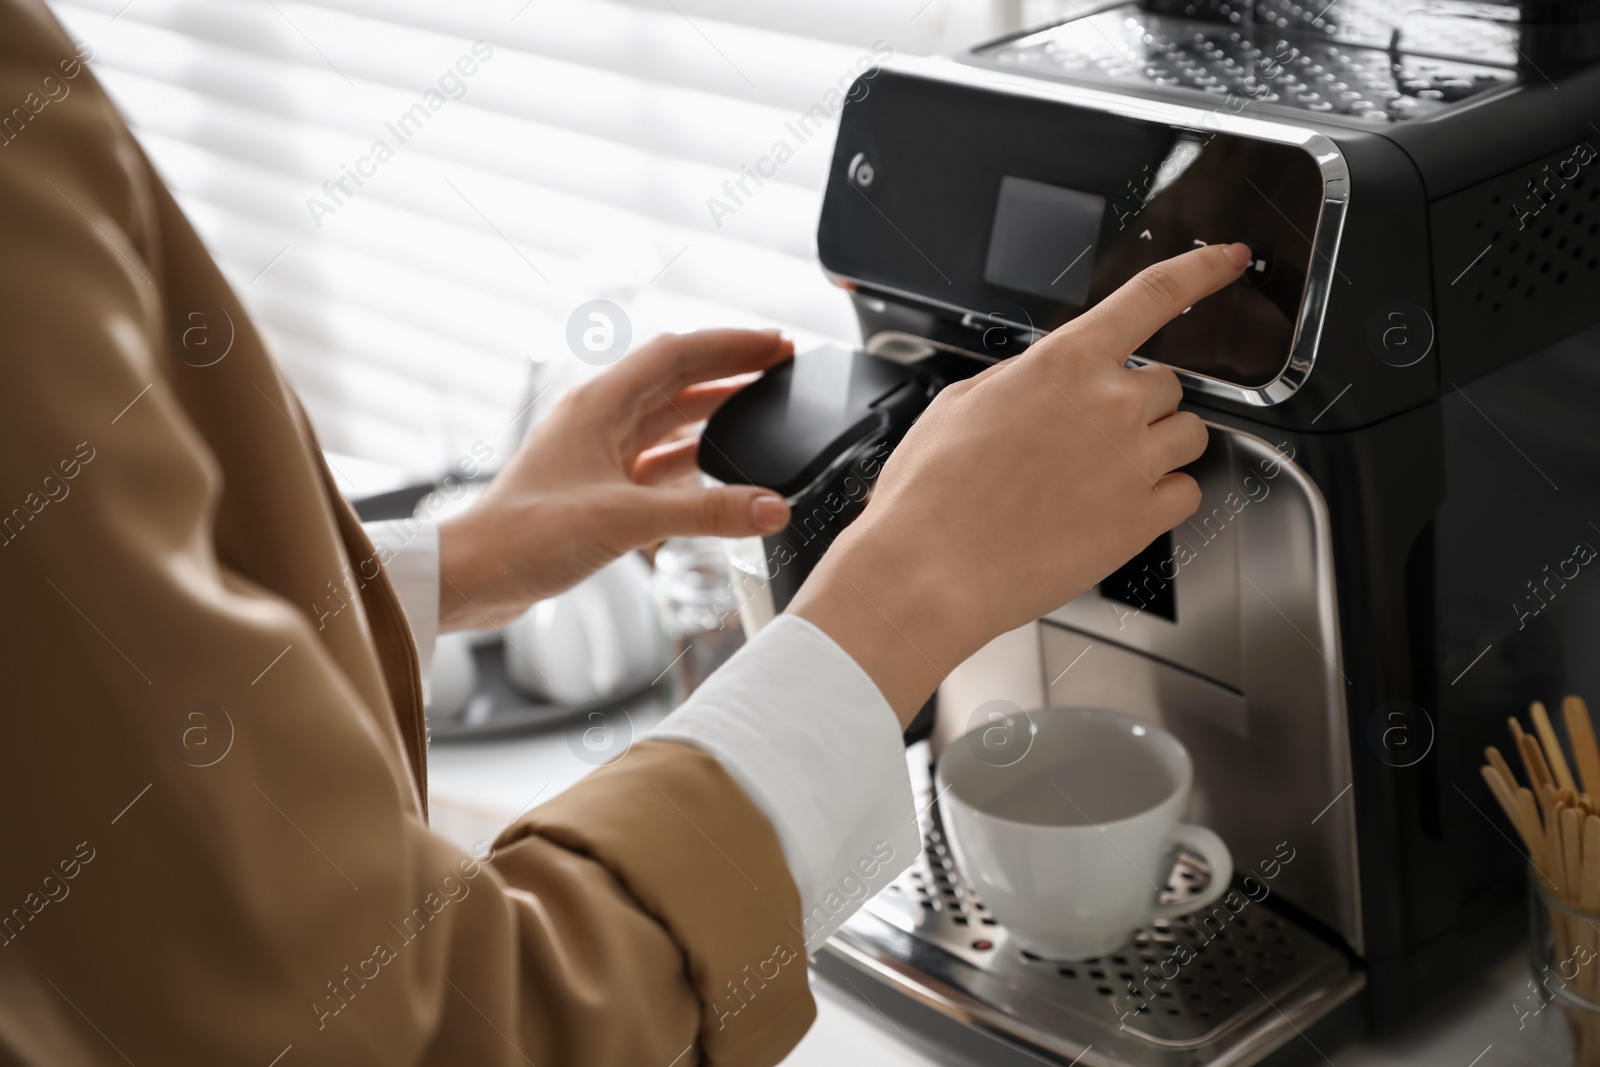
[651,537,744,701]
[1528,866,1600,1063]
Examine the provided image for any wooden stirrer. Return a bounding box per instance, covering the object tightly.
[1518,787,1548,875]
[1482,764,1532,840]
[1564,805,1584,904]
[1486,746,1519,792]
[1567,695,1600,798]
[1523,732,1556,800]
[1511,716,1533,773]
[1534,700,1580,795]
[1582,816,1600,998]
[1550,799,1571,901]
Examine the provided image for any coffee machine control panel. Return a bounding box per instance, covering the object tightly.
[818,61,1345,403]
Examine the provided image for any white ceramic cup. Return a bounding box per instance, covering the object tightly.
[937,707,1233,960]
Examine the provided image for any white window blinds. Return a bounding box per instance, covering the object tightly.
[48,0,1017,488]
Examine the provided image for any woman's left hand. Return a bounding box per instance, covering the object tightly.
[436,329,794,632]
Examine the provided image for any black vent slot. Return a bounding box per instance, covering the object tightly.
[1432,140,1600,383]
[1100,530,1177,623]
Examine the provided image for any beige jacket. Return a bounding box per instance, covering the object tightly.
[0,2,812,1062]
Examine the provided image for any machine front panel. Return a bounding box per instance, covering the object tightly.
[819,68,1326,389]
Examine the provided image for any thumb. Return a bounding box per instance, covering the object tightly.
[623,484,790,542]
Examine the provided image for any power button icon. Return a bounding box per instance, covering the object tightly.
[847,152,876,190]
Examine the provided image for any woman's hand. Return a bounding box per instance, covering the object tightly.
[790,244,1251,723]
[437,329,795,632]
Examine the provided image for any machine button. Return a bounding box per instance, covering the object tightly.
[1240,242,1273,287]
[846,151,877,190]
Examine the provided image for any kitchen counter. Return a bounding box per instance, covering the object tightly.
[428,709,1568,1067]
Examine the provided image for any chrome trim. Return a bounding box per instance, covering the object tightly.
[825,54,1351,409]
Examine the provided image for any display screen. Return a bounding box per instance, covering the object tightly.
[983,177,1105,305]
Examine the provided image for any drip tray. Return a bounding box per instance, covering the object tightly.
[820,757,1365,1066]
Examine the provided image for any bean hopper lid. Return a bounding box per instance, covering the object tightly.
[699,342,930,500]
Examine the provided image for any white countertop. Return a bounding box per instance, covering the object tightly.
[428,715,1564,1067]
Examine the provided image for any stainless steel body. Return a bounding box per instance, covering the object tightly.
[1045,428,1360,953]
[821,424,1363,1065]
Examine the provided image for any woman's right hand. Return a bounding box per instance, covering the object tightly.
[789,242,1251,723]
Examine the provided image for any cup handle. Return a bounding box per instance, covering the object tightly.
[1151,824,1234,920]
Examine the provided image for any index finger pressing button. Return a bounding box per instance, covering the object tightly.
[1075,243,1252,359]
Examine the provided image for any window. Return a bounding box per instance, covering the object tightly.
[51,0,1018,491]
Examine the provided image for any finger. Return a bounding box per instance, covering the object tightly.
[615,483,790,545]
[1145,409,1209,473]
[1151,470,1204,528]
[632,436,700,487]
[1132,362,1183,424]
[1074,243,1251,358]
[610,328,794,400]
[632,375,760,451]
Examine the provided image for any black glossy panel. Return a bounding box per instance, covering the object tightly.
[699,342,917,499]
[818,69,1325,387]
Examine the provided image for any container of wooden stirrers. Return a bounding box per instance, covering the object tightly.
[1481,694,1600,1064]
[1530,863,1600,1064]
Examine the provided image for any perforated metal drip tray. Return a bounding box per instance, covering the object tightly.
[974,0,1521,124]
[821,759,1365,1067]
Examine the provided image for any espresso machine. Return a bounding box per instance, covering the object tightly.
[699,0,1600,1060]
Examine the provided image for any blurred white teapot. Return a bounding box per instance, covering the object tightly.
[502,553,670,706]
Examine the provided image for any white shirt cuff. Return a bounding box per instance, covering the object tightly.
[362,519,440,695]
[652,614,919,951]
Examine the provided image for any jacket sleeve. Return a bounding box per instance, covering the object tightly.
[0,3,811,1064]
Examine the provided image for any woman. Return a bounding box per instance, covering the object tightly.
[0,1,1241,1062]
